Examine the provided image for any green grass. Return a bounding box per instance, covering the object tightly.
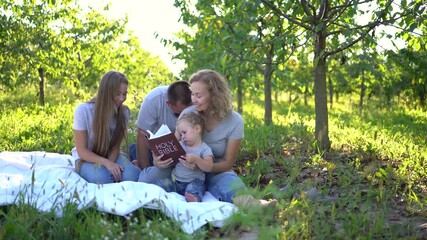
[0,85,426,239]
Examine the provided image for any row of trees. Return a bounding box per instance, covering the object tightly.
[1,0,426,151]
[170,0,427,150]
[0,0,174,105]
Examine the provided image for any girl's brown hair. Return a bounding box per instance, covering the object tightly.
[90,70,129,158]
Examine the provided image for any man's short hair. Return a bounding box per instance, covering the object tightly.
[167,81,191,105]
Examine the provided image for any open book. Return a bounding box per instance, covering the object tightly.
[142,124,186,164]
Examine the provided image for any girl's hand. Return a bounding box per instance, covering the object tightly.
[153,154,174,169]
[184,153,196,164]
[179,154,197,170]
[105,161,123,182]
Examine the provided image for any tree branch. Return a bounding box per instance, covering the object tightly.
[317,0,328,21]
[326,0,349,24]
[261,0,312,30]
[323,0,421,57]
[301,0,314,18]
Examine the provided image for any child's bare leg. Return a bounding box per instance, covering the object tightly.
[185,192,200,202]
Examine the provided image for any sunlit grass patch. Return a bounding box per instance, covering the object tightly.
[0,89,426,239]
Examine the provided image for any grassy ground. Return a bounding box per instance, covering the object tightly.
[0,87,426,239]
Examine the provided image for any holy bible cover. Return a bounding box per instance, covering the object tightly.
[142,124,186,164]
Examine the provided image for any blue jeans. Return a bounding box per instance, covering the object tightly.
[76,154,141,184]
[139,167,246,203]
[206,171,247,203]
[154,177,205,202]
[138,166,173,183]
[129,143,154,166]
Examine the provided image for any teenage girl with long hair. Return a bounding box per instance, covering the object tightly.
[72,70,140,183]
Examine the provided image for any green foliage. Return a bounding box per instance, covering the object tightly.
[237,94,426,238]
[0,204,205,239]
[0,89,426,238]
[0,88,74,153]
[0,105,74,153]
[0,0,175,106]
[385,48,427,110]
[1,0,427,236]
[173,0,427,150]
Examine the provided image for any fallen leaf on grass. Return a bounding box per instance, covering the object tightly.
[388,215,401,221]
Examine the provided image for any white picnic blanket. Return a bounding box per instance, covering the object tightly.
[0,151,237,234]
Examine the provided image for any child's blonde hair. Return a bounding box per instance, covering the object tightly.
[178,112,205,133]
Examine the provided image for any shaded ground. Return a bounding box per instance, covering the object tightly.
[220,150,427,239]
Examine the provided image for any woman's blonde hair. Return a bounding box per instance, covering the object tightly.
[189,69,233,120]
[89,70,129,158]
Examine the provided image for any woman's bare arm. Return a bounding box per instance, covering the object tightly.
[74,130,123,181]
[211,139,241,173]
[74,130,110,166]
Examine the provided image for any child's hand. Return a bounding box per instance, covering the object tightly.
[178,153,197,170]
[185,153,197,164]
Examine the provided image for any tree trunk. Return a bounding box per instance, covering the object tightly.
[264,44,274,126]
[76,52,82,88]
[420,82,426,110]
[359,70,365,110]
[237,76,243,114]
[313,30,330,151]
[328,75,333,109]
[304,84,308,106]
[38,68,45,106]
